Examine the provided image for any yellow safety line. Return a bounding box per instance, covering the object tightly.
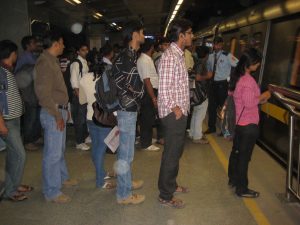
[206,134,271,225]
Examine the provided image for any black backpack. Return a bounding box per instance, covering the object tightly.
[72,58,83,77]
[94,64,120,113]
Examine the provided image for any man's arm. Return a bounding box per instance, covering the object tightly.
[70,62,80,96]
[144,78,157,108]
[0,114,8,136]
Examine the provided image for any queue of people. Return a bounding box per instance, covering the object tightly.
[0,18,271,208]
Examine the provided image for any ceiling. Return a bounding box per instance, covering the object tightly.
[27,0,265,35]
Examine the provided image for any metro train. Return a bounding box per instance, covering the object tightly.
[193,0,300,165]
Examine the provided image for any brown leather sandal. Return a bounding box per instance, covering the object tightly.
[8,192,28,202]
[158,197,185,209]
[17,184,34,193]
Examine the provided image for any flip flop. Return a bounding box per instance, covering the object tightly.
[158,197,185,209]
[175,186,190,194]
[17,185,34,193]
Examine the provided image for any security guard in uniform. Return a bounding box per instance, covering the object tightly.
[205,36,238,134]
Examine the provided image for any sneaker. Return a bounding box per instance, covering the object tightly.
[63,179,78,187]
[132,180,144,190]
[47,193,71,203]
[143,144,160,151]
[117,194,145,205]
[25,143,39,151]
[85,136,92,144]
[192,137,209,144]
[76,143,90,151]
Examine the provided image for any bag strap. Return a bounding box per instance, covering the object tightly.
[236,106,245,124]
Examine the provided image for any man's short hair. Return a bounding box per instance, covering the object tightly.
[195,46,210,59]
[75,42,89,51]
[21,35,36,50]
[167,19,192,42]
[140,39,154,53]
[0,40,18,61]
[159,37,170,45]
[43,30,63,49]
[122,20,144,45]
[213,36,223,44]
[100,44,113,57]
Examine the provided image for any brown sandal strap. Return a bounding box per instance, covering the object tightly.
[9,193,28,202]
[158,197,185,209]
[175,186,189,193]
[17,185,34,193]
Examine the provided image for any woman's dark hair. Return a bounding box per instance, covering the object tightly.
[213,36,223,44]
[167,19,192,42]
[122,20,144,46]
[0,40,18,61]
[140,38,154,53]
[229,48,262,91]
[21,35,36,50]
[43,30,63,49]
[90,63,106,81]
[195,45,209,59]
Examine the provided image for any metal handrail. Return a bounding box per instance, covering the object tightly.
[268,84,300,202]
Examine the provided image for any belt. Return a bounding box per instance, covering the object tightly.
[57,104,68,110]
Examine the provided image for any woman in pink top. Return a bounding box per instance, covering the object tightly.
[228,48,270,198]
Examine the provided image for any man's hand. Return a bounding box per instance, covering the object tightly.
[56,118,65,131]
[260,91,271,104]
[172,106,183,120]
[74,88,79,97]
[152,97,158,108]
[0,123,8,136]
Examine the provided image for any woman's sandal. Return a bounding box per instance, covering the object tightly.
[104,171,117,180]
[17,184,34,193]
[102,181,116,190]
[158,197,185,209]
[7,192,28,202]
[175,186,190,194]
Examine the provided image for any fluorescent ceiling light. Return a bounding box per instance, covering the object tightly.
[178,0,183,4]
[112,22,117,26]
[175,4,180,11]
[65,0,75,5]
[95,12,103,17]
[93,15,100,19]
[72,0,81,4]
[172,10,178,15]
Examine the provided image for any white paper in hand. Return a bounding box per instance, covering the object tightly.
[104,126,119,153]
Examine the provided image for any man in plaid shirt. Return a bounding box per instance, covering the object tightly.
[157,19,193,209]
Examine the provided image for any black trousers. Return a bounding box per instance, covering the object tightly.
[140,89,163,148]
[71,94,89,144]
[208,80,228,131]
[228,124,259,192]
[158,113,187,200]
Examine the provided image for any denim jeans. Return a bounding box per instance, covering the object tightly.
[0,137,6,150]
[228,124,259,192]
[190,99,208,139]
[116,111,137,200]
[40,108,69,200]
[87,120,111,187]
[2,118,26,198]
[22,102,42,144]
[71,94,89,144]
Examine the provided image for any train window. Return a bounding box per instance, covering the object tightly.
[252,32,263,50]
[239,34,248,53]
[290,31,300,87]
[230,37,237,55]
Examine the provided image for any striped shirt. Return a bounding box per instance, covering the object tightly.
[1,67,23,120]
[234,73,260,125]
[158,42,190,118]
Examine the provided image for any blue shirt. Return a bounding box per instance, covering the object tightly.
[207,50,238,81]
[14,51,36,73]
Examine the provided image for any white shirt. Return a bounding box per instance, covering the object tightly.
[70,55,89,89]
[79,73,97,120]
[137,53,159,89]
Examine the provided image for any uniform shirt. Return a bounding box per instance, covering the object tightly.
[158,42,190,118]
[137,53,159,89]
[234,73,260,125]
[1,67,23,120]
[79,73,97,121]
[207,50,238,81]
[34,50,69,120]
[70,55,89,89]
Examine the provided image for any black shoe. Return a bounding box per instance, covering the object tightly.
[204,129,216,134]
[236,188,260,198]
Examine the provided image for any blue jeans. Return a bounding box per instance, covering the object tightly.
[87,120,111,187]
[2,118,26,198]
[40,108,69,200]
[116,111,137,200]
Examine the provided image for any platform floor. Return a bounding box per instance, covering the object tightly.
[0,127,299,225]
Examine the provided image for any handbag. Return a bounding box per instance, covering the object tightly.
[92,101,117,127]
[190,81,207,107]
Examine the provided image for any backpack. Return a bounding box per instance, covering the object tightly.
[72,58,83,77]
[94,64,120,113]
[220,94,244,140]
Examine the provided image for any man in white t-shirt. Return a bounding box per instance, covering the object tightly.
[137,39,162,151]
[70,43,90,151]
